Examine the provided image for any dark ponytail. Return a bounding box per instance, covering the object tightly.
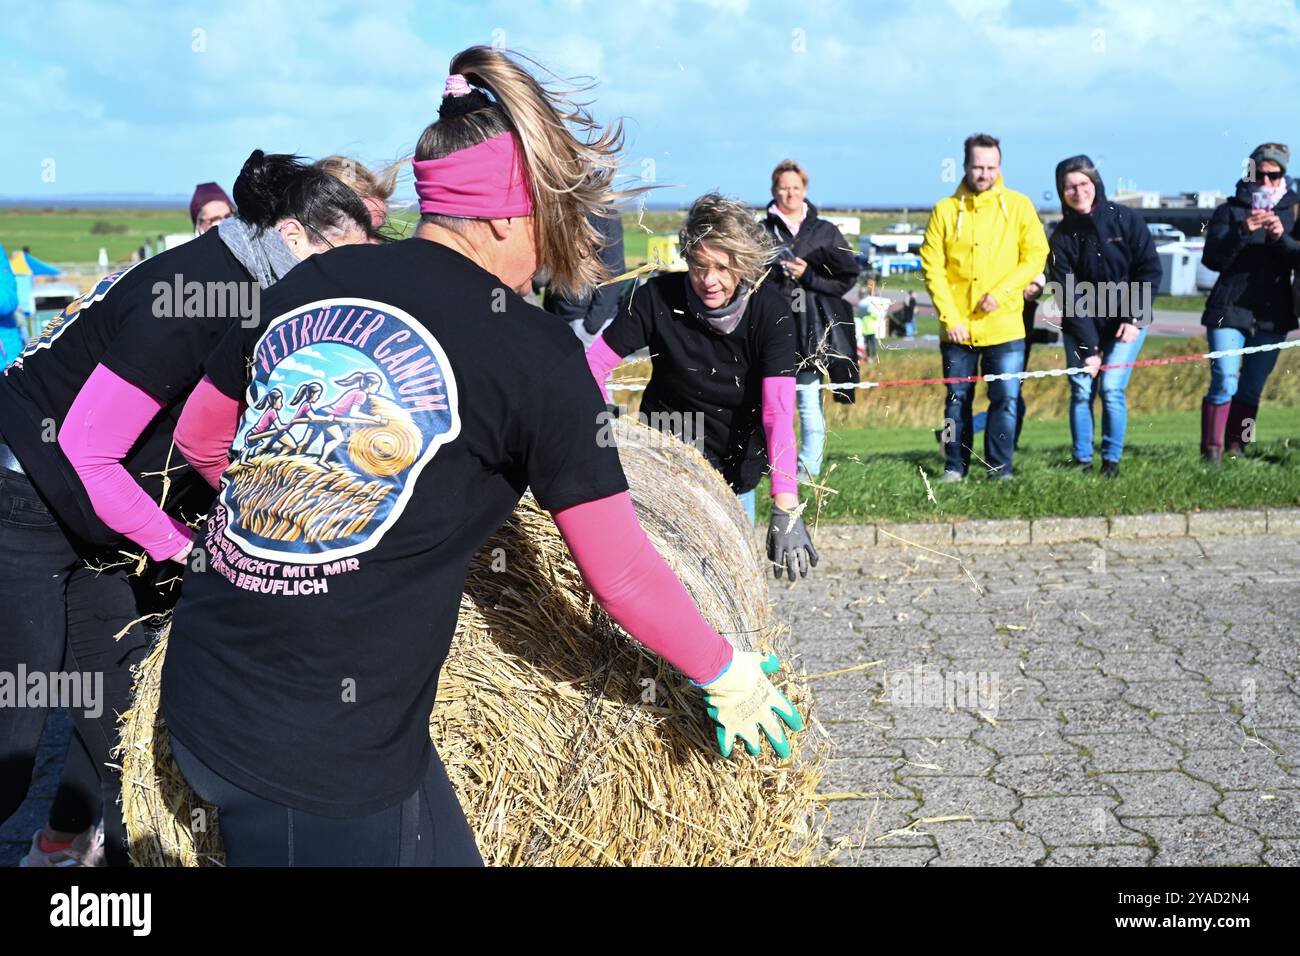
[232,149,375,239]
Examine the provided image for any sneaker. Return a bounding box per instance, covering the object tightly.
[1072,458,1093,472]
[990,471,1015,481]
[938,470,964,484]
[1100,460,1120,479]
[19,823,104,868]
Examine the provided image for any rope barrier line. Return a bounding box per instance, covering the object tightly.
[604,338,1300,393]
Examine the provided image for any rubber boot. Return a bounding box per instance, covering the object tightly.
[1201,399,1229,464]
[1224,400,1258,456]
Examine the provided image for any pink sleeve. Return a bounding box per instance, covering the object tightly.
[552,491,734,685]
[762,375,798,497]
[175,376,242,490]
[59,364,194,562]
[584,335,623,403]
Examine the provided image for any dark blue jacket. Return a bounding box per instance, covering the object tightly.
[1047,180,1162,357]
[1201,179,1300,336]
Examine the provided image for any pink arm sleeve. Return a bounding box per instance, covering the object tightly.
[762,375,798,497]
[552,491,734,685]
[175,376,242,489]
[584,335,623,403]
[59,363,194,562]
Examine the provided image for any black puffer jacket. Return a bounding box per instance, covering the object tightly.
[1047,176,1162,358]
[1201,179,1300,335]
[762,201,860,372]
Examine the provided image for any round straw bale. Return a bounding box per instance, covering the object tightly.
[118,417,826,866]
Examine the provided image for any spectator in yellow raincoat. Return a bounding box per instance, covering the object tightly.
[921,132,1048,482]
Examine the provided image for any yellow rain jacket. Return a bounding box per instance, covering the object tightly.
[920,176,1049,347]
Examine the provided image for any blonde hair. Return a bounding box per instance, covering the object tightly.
[770,159,808,196]
[415,46,638,299]
[679,192,773,290]
[314,155,400,201]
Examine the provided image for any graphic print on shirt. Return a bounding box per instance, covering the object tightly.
[8,265,139,370]
[212,297,459,583]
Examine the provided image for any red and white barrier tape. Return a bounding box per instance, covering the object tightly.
[605,338,1300,393]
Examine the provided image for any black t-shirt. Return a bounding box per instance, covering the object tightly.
[602,274,795,493]
[160,238,628,817]
[0,230,250,549]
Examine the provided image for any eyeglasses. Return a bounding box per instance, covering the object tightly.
[1063,181,1094,192]
[1257,169,1286,182]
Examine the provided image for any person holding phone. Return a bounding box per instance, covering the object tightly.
[1199,143,1300,462]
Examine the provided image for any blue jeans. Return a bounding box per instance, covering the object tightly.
[1206,327,1286,406]
[1062,327,1147,463]
[737,489,756,526]
[795,370,825,480]
[940,339,1025,477]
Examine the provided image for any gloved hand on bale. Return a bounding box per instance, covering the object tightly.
[766,505,818,581]
[697,651,804,758]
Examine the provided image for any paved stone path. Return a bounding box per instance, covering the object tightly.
[772,529,1300,866]
[5,530,1296,868]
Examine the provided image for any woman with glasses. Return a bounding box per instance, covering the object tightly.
[587,192,818,581]
[0,149,374,866]
[1199,143,1300,462]
[1047,154,1162,477]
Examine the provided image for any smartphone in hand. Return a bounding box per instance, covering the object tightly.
[1252,191,1275,213]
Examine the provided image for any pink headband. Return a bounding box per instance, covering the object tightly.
[412,77,532,218]
[412,131,534,219]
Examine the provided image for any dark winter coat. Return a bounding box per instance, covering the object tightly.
[1047,179,1163,357]
[762,201,860,400]
[1200,179,1300,336]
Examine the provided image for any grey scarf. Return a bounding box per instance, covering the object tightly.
[216,218,302,290]
[683,275,750,334]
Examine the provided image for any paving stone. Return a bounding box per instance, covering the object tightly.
[913,776,1019,820]
[1071,733,1184,772]
[1216,790,1300,837]
[928,821,1047,866]
[827,846,938,867]
[1263,838,1300,865]
[876,522,953,548]
[953,519,1031,546]
[818,757,913,799]
[1102,771,1219,817]
[1181,749,1297,791]
[1058,700,1155,735]
[1024,642,1104,670]
[1036,669,1127,703]
[1013,795,1145,847]
[821,797,928,848]
[1044,845,1154,865]
[1135,815,1265,866]
[974,719,1078,756]
[897,738,997,777]
[1122,681,1220,716]
[993,754,1116,798]
[1149,712,1250,751]
[1097,653,1187,682]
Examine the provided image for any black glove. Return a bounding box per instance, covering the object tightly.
[766,506,819,581]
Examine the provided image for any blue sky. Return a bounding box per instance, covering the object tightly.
[3,0,1298,208]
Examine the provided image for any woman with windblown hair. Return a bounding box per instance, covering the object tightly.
[162,46,804,866]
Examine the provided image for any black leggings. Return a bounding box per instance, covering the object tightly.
[0,466,160,866]
[171,735,484,867]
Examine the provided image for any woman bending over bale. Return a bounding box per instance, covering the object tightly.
[162,47,804,867]
[586,193,819,581]
[0,150,375,866]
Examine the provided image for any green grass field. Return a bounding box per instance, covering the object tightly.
[766,408,1300,525]
[0,209,193,264]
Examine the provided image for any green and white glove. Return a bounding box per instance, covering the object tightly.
[697,651,804,759]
